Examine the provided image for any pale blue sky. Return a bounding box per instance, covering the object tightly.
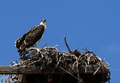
[0,0,120,82]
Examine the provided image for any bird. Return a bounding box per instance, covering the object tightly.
[15,19,46,56]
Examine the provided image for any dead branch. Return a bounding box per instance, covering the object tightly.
[64,36,72,53]
[59,67,79,80]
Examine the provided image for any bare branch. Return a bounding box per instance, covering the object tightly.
[64,36,72,53]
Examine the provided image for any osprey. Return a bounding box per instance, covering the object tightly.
[15,19,46,56]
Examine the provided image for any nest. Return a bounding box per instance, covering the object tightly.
[11,45,110,83]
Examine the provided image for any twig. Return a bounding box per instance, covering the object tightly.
[93,62,101,75]
[64,36,72,53]
[56,56,62,68]
[93,66,101,75]
[59,66,79,80]
[42,43,47,48]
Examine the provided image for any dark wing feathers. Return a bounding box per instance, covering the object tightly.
[24,25,44,46]
[15,24,45,50]
[15,36,25,49]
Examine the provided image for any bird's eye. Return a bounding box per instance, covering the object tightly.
[43,19,46,22]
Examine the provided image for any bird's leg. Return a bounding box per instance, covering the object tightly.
[33,45,35,48]
[35,42,38,48]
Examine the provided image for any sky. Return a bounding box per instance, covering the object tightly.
[0,0,120,82]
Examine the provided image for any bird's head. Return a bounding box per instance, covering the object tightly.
[40,19,46,26]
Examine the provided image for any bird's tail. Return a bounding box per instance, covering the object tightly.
[18,42,28,56]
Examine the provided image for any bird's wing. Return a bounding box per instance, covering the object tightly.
[15,36,24,49]
[15,24,40,48]
[24,25,45,46]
